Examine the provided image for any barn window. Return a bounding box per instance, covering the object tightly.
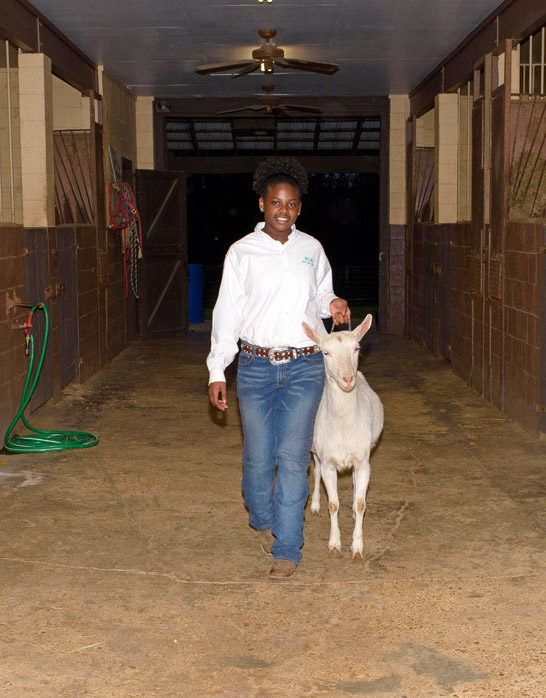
[518,26,545,96]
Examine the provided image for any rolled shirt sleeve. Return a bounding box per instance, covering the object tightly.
[314,244,338,318]
[206,250,246,384]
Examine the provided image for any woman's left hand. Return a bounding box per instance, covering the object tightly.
[330,298,351,326]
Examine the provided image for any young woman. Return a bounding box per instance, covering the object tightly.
[207,157,350,579]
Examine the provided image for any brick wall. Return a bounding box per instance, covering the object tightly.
[48,228,61,399]
[450,223,473,384]
[422,224,439,353]
[0,226,29,434]
[407,223,452,359]
[408,222,425,342]
[75,224,127,382]
[388,224,406,334]
[76,226,101,383]
[106,230,127,359]
[0,221,129,437]
[504,221,543,434]
[407,218,545,435]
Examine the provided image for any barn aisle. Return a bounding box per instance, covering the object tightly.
[0,328,545,698]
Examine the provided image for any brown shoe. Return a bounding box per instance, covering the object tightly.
[257,529,275,557]
[269,560,297,580]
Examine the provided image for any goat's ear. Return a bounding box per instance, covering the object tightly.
[302,322,321,344]
[354,314,373,340]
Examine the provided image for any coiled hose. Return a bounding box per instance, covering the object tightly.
[3,304,99,454]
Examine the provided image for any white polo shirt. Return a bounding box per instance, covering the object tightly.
[206,222,337,384]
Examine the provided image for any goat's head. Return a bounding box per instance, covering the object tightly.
[302,315,373,392]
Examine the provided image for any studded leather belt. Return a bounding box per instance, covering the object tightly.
[240,341,321,366]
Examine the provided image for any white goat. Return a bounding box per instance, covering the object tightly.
[303,315,383,559]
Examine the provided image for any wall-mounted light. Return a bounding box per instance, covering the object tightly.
[257,0,273,3]
[155,101,171,113]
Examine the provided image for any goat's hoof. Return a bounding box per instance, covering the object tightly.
[351,551,364,560]
[309,506,321,515]
[328,547,341,555]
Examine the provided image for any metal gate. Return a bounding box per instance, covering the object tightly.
[136,170,188,338]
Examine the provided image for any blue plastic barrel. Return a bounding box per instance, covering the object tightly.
[188,263,204,324]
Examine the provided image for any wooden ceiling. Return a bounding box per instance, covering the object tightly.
[28,0,507,100]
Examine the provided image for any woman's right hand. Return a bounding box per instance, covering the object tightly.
[209,381,228,411]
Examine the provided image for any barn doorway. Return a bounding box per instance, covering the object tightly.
[187,172,379,321]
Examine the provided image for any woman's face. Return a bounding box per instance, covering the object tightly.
[259,181,302,241]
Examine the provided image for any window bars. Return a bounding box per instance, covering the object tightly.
[518,26,546,96]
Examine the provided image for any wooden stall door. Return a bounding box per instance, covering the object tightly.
[57,227,79,388]
[488,82,509,408]
[405,117,414,336]
[470,97,486,395]
[121,158,140,341]
[25,229,53,410]
[423,232,435,351]
[136,170,188,338]
[438,225,452,361]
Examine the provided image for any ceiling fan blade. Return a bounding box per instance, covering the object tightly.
[272,106,291,117]
[215,105,265,115]
[195,61,255,75]
[282,104,323,114]
[276,58,339,75]
[231,62,260,78]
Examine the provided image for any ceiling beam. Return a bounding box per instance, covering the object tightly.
[410,0,546,117]
[0,0,96,92]
[157,97,388,120]
[164,154,381,175]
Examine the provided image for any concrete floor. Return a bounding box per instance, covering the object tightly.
[1,328,545,698]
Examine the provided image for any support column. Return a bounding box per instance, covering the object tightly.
[52,75,91,130]
[388,95,410,334]
[136,96,155,170]
[19,53,55,227]
[434,93,459,224]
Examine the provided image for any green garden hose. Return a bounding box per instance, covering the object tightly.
[3,303,99,454]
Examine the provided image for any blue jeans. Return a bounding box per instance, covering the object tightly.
[237,346,325,564]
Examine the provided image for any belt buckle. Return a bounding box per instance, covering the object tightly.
[268,346,291,365]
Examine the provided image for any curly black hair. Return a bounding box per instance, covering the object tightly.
[252,156,309,197]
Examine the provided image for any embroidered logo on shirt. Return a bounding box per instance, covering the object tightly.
[302,256,316,267]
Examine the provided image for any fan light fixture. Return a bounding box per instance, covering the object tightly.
[195,29,339,79]
[260,58,274,73]
[215,84,323,117]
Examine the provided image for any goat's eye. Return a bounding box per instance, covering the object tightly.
[354,346,359,352]
[323,350,329,356]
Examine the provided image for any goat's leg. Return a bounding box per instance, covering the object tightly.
[310,453,322,514]
[351,461,370,559]
[321,466,341,553]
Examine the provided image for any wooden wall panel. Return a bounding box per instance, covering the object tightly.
[24,228,53,410]
[0,226,28,435]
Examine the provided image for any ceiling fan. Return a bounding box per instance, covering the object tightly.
[216,85,322,116]
[196,29,339,78]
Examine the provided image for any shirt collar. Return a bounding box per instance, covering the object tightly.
[254,221,299,246]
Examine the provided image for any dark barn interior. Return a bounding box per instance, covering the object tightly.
[0,1,545,695]
[187,171,380,317]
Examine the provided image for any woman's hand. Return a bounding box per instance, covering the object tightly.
[330,298,351,326]
[209,381,228,411]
